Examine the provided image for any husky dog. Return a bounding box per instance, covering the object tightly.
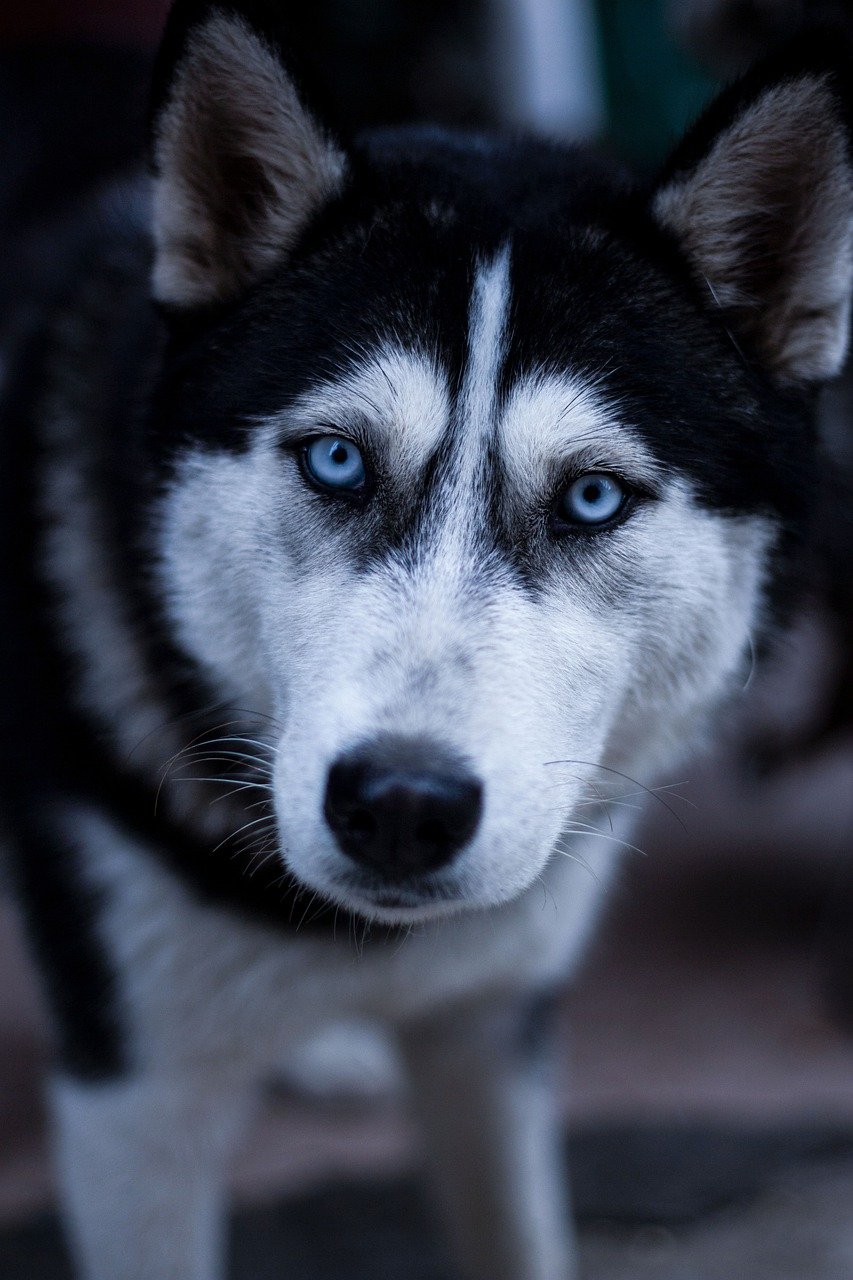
[2,2,852,1277]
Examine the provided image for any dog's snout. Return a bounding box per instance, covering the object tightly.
[324,739,483,877]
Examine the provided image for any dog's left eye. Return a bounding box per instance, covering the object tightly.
[302,436,367,493]
[556,473,627,527]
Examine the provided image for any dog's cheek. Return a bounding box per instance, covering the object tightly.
[608,500,773,758]
[157,448,278,704]
[158,440,363,717]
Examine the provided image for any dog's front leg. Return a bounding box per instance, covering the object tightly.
[50,1070,251,1280]
[399,991,575,1280]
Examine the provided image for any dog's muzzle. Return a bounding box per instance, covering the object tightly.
[323,737,483,880]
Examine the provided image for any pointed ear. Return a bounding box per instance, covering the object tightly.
[150,2,347,309]
[652,54,853,384]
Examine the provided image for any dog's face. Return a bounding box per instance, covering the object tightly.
[151,6,852,921]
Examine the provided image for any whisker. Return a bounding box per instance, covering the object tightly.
[124,700,234,766]
[241,795,276,812]
[166,750,271,773]
[243,846,280,879]
[166,775,269,797]
[561,825,646,857]
[176,734,276,758]
[156,723,276,780]
[212,813,275,855]
[575,795,643,813]
[543,759,690,831]
[230,819,277,854]
[536,874,559,914]
[294,891,320,934]
[552,843,600,881]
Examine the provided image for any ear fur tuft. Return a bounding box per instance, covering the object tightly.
[652,49,853,383]
[151,3,347,309]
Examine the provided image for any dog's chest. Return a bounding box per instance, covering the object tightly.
[71,803,618,1076]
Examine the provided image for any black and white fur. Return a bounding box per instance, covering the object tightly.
[2,4,852,1277]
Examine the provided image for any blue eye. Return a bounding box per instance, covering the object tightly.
[559,473,626,526]
[303,436,367,493]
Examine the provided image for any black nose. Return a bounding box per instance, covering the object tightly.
[324,738,483,878]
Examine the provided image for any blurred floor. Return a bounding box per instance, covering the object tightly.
[3,1154,853,1278]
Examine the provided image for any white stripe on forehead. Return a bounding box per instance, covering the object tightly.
[458,247,512,447]
[412,248,512,562]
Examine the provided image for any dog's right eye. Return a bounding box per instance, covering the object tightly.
[301,436,368,495]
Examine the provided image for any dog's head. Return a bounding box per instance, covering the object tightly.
[150,2,853,921]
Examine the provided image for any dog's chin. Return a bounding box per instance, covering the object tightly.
[283,854,475,925]
[337,885,474,925]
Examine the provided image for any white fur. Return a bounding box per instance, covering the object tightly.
[52,1070,251,1280]
[269,343,452,482]
[498,371,664,498]
[157,256,770,924]
[460,248,511,440]
[66,803,614,1072]
[51,796,612,1278]
[400,998,576,1280]
[37,392,254,839]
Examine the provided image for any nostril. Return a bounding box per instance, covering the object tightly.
[324,738,483,877]
[346,809,376,838]
[416,817,448,847]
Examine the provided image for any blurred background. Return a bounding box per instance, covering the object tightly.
[3,1,853,1277]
